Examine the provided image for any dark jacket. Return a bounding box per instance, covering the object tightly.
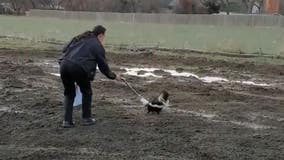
[59,37,116,80]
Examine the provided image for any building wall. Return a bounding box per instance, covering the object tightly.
[263,0,280,14]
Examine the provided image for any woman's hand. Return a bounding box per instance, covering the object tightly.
[116,74,125,82]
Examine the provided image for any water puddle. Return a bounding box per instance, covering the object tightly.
[169,108,217,119]
[0,106,10,112]
[0,106,24,114]
[50,73,60,77]
[247,112,284,122]
[163,69,199,78]
[146,80,157,83]
[34,60,59,69]
[277,118,284,122]
[124,68,162,78]
[122,67,272,87]
[232,81,270,87]
[229,121,274,130]
[200,77,229,83]
[43,62,59,68]
[48,65,272,87]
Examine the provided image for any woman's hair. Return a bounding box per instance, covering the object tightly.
[63,25,106,52]
[72,25,106,43]
[93,25,106,36]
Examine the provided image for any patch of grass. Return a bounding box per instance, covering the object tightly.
[0,38,57,50]
[0,15,284,55]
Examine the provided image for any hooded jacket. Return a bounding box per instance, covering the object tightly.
[59,37,116,80]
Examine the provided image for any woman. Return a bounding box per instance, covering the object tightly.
[59,25,123,128]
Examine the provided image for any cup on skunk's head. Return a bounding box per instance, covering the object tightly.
[160,90,169,101]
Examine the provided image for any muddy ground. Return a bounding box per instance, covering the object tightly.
[0,48,283,160]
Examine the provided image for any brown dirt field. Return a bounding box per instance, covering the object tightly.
[0,48,283,160]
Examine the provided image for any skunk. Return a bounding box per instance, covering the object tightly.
[140,91,169,114]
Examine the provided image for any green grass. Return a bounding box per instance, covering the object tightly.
[1,15,284,55]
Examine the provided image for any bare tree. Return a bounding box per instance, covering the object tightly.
[37,0,66,9]
[219,0,230,14]
[4,0,223,14]
[175,0,220,14]
[7,0,66,12]
[29,0,36,8]
[242,0,263,14]
[9,0,30,14]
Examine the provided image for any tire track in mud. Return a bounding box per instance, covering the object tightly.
[120,104,279,130]
[171,108,282,130]
[0,145,123,156]
[228,91,284,101]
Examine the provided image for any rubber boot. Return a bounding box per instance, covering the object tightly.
[81,94,95,126]
[62,96,75,128]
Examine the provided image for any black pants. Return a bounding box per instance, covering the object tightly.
[60,60,93,122]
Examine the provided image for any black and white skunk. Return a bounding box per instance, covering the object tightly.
[140,91,169,114]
